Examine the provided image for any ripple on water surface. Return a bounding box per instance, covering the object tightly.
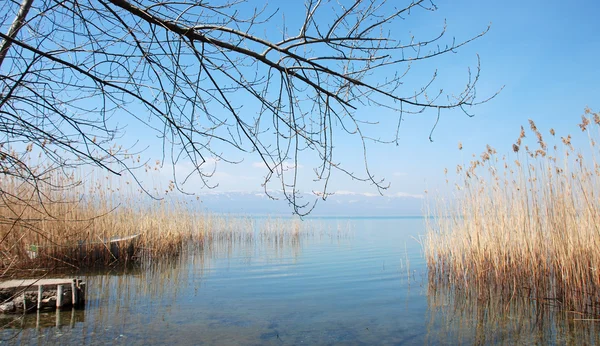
[1,217,598,345]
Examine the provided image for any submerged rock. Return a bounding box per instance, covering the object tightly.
[0,302,15,313]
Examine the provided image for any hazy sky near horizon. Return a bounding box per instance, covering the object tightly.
[72,0,600,208]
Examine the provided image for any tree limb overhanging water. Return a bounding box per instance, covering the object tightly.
[0,0,498,215]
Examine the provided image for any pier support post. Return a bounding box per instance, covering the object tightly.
[37,285,42,310]
[71,280,77,307]
[56,285,63,309]
[78,282,86,306]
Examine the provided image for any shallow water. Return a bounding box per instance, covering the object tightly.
[1,217,599,345]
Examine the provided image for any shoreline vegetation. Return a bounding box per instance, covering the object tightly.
[0,159,322,277]
[426,108,600,316]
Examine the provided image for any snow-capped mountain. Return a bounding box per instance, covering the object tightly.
[193,190,424,216]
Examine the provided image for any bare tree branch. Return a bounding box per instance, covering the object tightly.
[0,0,499,215]
[0,0,34,69]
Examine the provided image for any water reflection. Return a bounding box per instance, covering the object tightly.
[426,281,600,345]
[0,218,351,344]
[3,216,600,345]
[0,309,85,330]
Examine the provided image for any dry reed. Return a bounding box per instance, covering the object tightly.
[0,157,314,275]
[426,108,600,316]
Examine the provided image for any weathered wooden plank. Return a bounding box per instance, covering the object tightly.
[109,234,140,243]
[0,279,76,290]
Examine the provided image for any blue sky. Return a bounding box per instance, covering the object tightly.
[6,0,597,214]
[143,0,600,203]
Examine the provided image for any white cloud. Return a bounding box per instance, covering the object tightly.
[332,190,356,196]
[391,192,424,199]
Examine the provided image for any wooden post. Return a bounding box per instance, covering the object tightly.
[75,280,82,306]
[78,282,86,305]
[71,280,77,307]
[56,285,63,309]
[37,285,43,310]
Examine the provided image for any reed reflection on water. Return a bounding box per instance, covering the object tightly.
[426,279,600,345]
[1,217,599,345]
[0,218,352,344]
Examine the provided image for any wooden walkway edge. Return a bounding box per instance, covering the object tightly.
[0,278,86,313]
[0,278,78,289]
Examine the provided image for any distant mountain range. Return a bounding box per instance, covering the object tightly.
[194,190,425,216]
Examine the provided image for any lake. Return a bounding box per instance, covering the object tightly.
[1,217,598,345]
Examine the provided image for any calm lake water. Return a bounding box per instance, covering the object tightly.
[1,217,599,345]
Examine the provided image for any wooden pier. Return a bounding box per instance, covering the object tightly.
[0,278,85,313]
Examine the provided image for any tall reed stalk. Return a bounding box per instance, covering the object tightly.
[426,108,600,316]
[0,157,313,275]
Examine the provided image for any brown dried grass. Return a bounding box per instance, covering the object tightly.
[0,159,308,274]
[426,108,600,316]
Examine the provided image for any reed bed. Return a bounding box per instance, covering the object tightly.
[0,158,315,275]
[425,108,600,316]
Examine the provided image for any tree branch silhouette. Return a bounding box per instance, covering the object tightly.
[0,0,498,215]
